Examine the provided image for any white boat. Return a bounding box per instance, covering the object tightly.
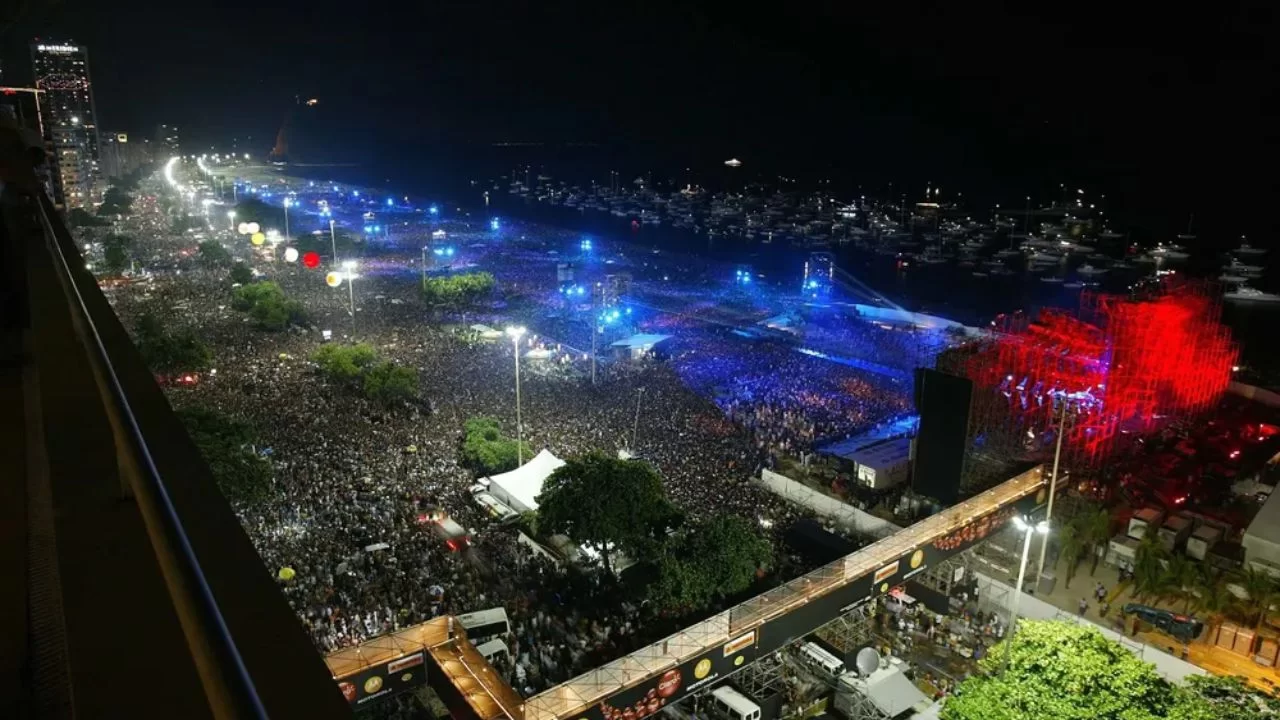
[1226,258,1264,275]
[1151,244,1190,260]
[995,248,1021,259]
[1041,275,1065,284]
[1219,274,1248,284]
[1111,260,1134,269]
[1077,263,1108,276]
[1064,282,1084,289]
[1225,286,1280,303]
[1235,241,1267,256]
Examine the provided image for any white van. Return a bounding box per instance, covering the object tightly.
[710,686,760,720]
[797,641,845,679]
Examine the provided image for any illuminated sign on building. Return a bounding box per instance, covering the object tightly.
[37,45,80,53]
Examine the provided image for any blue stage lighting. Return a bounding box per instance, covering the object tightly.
[490,218,501,231]
[429,205,439,215]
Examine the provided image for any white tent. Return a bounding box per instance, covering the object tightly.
[486,449,565,514]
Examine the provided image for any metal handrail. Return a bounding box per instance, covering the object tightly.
[30,189,269,719]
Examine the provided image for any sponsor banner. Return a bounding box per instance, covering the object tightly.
[578,631,759,720]
[757,575,874,655]
[336,652,427,707]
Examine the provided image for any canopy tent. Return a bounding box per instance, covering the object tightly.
[609,333,671,350]
[610,333,671,359]
[486,449,565,514]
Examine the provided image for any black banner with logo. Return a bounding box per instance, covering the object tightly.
[578,630,759,720]
[335,651,427,708]
[759,483,1047,654]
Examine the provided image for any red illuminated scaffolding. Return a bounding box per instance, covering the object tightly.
[947,279,1237,466]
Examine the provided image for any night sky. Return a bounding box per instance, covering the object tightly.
[4,1,1277,237]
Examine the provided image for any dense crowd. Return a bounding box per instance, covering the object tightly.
[93,172,927,702]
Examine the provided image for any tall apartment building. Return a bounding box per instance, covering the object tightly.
[101,132,153,178]
[30,40,102,209]
[155,124,180,154]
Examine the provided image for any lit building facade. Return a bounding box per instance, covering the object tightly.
[155,124,180,154]
[30,41,101,209]
[101,132,153,178]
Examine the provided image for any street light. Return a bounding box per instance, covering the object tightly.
[283,197,292,241]
[505,326,527,465]
[342,260,358,336]
[1005,515,1050,673]
[227,210,236,231]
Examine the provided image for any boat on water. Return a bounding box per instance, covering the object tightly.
[1235,240,1267,256]
[1225,286,1280,303]
[1077,263,1107,276]
[1064,282,1084,289]
[995,248,1021,259]
[972,271,989,278]
[1111,260,1134,269]
[1151,243,1191,260]
[1225,258,1265,276]
[1041,275,1065,284]
[1219,274,1248,284]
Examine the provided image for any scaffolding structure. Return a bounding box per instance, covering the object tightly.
[814,601,877,659]
[940,279,1238,487]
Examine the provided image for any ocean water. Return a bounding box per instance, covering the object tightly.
[283,157,1280,383]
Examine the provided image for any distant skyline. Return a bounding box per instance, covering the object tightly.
[3,1,1277,238]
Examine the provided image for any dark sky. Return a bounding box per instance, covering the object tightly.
[4,0,1278,236]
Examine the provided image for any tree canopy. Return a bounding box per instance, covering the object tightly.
[177,406,273,506]
[70,207,110,227]
[313,342,378,382]
[198,239,233,267]
[421,271,496,307]
[460,416,531,477]
[650,514,771,612]
[311,343,417,405]
[229,263,254,285]
[536,452,677,572]
[101,234,132,274]
[134,312,212,374]
[232,281,306,331]
[941,620,1276,720]
[363,360,419,404]
[99,186,134,216]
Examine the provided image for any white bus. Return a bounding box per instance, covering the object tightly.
[457,607,510,644]
[710,686,761,720]
[797,641,845,679]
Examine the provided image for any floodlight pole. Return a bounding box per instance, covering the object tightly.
[1035,400,1070,586]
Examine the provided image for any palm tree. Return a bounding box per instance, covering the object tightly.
[1191,567,1238,641]
[1082,507,1112,576]
[1161,554,1200,612]
[1238,567,1280,632]
[1133,532,1168,601]
[1056,520,1085,589]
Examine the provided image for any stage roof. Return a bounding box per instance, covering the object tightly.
[609,333,671,350]
[487,449,565,512]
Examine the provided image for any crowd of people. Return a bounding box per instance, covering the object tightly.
[91,169,932,706]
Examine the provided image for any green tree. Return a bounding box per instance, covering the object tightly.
[232,281,306,330]
[1238,567,1280,631]
[1080,505,1112,576]
[312,342,378,382]
[942,620,1182,720]
[421,272,496,307]
[1133,533,1171,603]
[69,207,109,227]
[229,263,254,285]
[198,239,232,267]
[135,313,212,374]
[650,515,771,612]
[177,407,273,506]
[101,234,133,274]
[536,452,676,573]
[1173,674,1280,720]
[1191,567,1240,635]
[1162,554,1201,612]
[99,186,134,216]
[363,360,419,405]
[460,417,531,476]
[1056,520,1084,589]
